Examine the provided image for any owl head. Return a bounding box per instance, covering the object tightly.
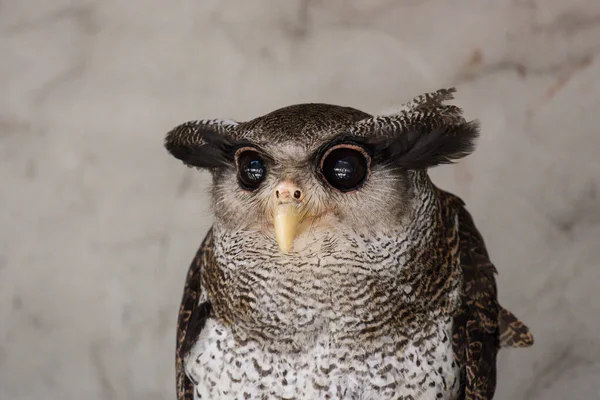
[165,88,479,253]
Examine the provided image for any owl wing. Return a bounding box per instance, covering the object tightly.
[176,228,214,400]
[443,191,533,400]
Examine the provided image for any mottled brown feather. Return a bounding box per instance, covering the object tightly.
[442,190,533,400]
[498,307,534,348]
[176,229,215,400]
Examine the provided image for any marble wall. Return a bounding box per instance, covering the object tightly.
[1,0,599,399]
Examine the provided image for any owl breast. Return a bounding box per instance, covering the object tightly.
[186,318,460,399]
[191,222,462,399]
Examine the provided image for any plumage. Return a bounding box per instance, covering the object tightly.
[166,88,533,400]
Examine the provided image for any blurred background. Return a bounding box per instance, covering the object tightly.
[1,0,599,399]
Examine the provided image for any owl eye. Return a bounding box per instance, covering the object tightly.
[321,146,369,192]
[236,149,266,190]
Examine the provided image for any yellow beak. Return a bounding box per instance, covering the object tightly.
[273,203,302,253]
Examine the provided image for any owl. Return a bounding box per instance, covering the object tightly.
[165,88,533,400]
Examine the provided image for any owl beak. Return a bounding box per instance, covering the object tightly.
[274,203,302,253]
[273,182,304,253]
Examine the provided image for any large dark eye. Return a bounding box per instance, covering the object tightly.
[321,146,369,192]
[236,149,266,190]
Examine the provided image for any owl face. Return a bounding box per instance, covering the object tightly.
[209,132,414,251]
[165,89,479,252]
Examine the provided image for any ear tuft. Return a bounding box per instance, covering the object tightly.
[372,120,480,170]
[164,119,239,169]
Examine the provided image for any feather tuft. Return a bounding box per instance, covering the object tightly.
[164,120,239,169]
[369,120,480,170]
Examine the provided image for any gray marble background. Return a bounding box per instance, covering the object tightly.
[1,0,599,399]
